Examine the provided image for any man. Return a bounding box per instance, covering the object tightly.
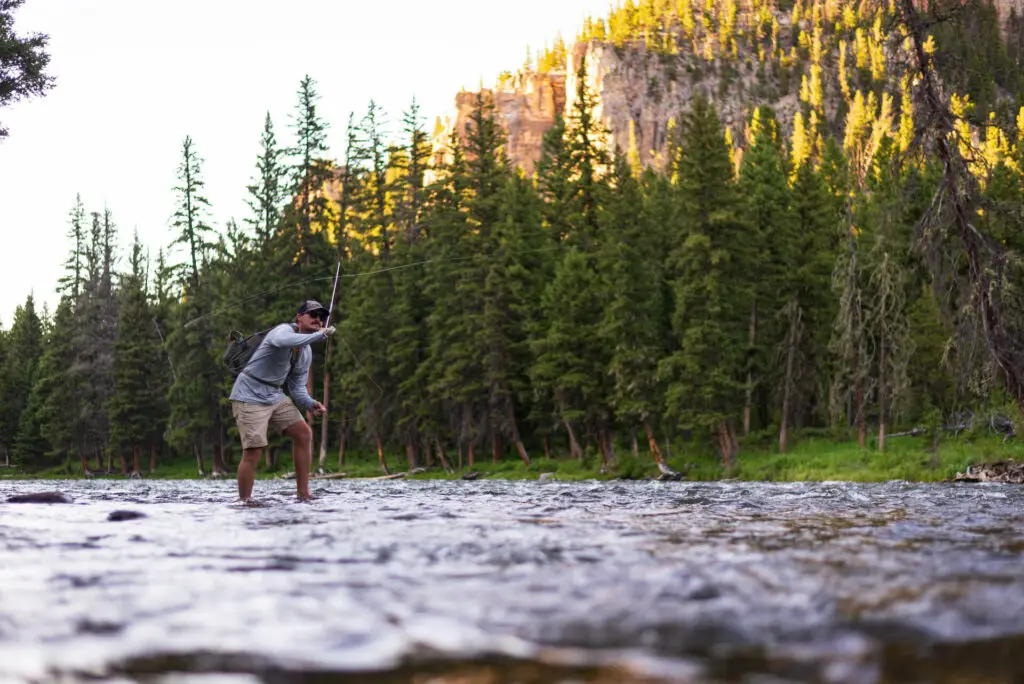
[230,300,336,501]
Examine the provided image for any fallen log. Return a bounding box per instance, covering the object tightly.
[955,460,1024,484]
[347,472,407,481]
[279,471,348,480]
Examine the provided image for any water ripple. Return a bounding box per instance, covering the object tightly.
[1,479,1022,682]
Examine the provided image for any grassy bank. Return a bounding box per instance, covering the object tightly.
[3,431,1019,483]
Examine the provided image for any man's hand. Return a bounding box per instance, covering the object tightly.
[321,325,336,338]
[310,401,326,416]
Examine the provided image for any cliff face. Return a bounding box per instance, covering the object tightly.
[993,0,1024,31]
[431,1,1021,176]
[431,37,801,174]
[430,71,565,176]
[565,40,803,170]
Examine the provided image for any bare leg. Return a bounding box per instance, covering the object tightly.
[283,420,313,499]
[238,447,263,500]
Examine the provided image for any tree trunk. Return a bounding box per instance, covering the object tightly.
[212,414,227,476]
[458,443,464,471]
[375,430,390,475]
[423,437,434,468]
[899,0,1024,417]
[194,440,205,476]
[563,418,583,459]
[779,302,801,454]
[131,445,140,476]
[717,421,738,471]
[337,423,347,468]
[491,432,501,465]
[856,377,866,448]
[645,420,676,475]
[507,402,530,466]
[743,302,757,437]
[878,324,888,453]
[543,435,550,460]
[467,440,476,467]
[434,437,453,474]
[406,437,417,470]
[631,427,639,458]
[597,426,612,473]
[119,450,127,475]
[150,444,157,474]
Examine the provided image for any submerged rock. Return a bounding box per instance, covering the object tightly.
[7,491,72,504]
[107,510,146,522]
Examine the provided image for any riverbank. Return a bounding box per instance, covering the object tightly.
[3,433,1020,483]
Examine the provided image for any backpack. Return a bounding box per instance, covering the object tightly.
[223,329,271,377]
[223,327,301,387]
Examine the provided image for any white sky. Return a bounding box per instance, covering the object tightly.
[0,0,606,326]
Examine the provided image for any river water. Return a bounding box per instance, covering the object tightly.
[0,479,1022,683]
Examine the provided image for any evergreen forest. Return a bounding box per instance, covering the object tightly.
[2,0,1023,480]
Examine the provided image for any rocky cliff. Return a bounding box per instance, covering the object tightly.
[430,0,1021,175]
[431,71,565,176]
[430,35,807,174]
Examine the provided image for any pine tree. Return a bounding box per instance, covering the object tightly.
[565,53,611,246]
[108,232,164,475]
[393,98,431,241]
[599,159,673,471]
[170,136,215,288]
[481,172,547,466]
[32,296,84,471]
[535,116,574,242]
[58,195,87,300]
[422,134,484,465]
[287,75,333,267]
[661,96,750,469]
[0,295,43,465]
[781,159,840,447]
[356,99,390,259]
[166,140,220,474]
[530,248,606,463]
[738,106,793,437]
[0,0,54,138]
[245,112,287,248]
[71,210,119,470]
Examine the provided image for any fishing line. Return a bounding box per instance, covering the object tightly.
[182,245,565,329]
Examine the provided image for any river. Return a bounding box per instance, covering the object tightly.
[1,478,1022,683]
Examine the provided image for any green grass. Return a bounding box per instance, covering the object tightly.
[4,431,1018,483]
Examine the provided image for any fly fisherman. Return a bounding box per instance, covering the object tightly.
[230,300,336,502]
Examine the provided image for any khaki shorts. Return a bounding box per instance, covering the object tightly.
[232,399,305,450]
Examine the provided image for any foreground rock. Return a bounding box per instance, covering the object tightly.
[107,510,146,522]
[955,460,1024,484]
[7,491,73,504]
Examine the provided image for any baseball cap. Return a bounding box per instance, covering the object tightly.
[297,300,329,317]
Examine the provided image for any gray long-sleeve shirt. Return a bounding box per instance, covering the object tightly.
[228,323,327,412]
